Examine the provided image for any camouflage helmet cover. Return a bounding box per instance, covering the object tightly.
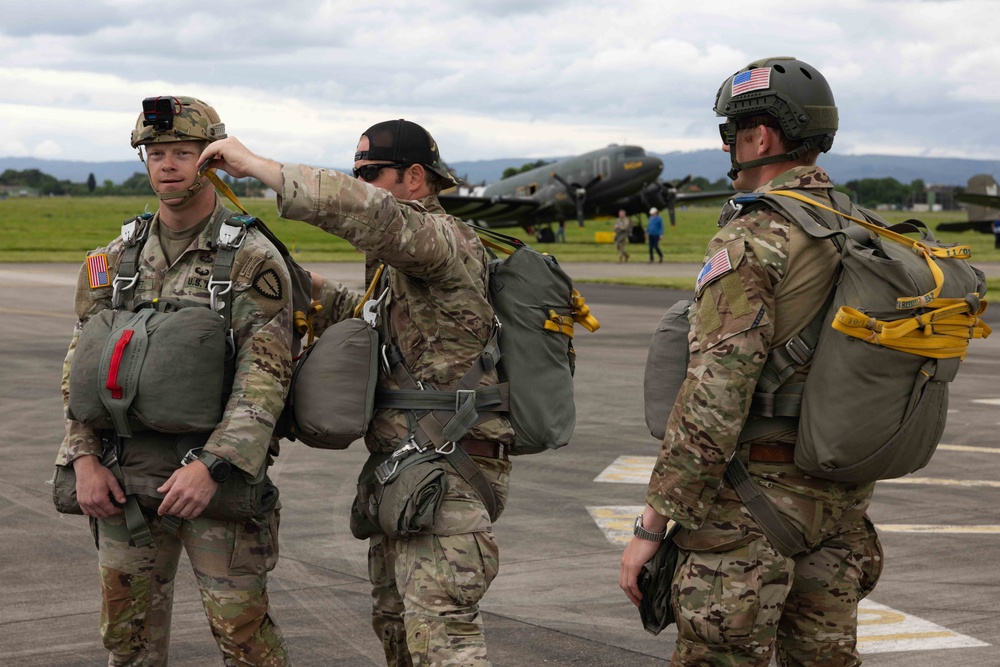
[130,96,227,148]
[714,57,837,152]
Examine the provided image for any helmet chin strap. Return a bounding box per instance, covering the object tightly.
[138,146,209,206]
[726,140,818,181]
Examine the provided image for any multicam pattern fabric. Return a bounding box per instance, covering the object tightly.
[277,164,514,665]
[97,510,287,666]
[57,199,293,476]
[643,166,882,664]
[130,96,227,148]
[278,164,515,455]
[369,458,509,667]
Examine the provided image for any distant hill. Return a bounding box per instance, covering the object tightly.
[3,151,999,187]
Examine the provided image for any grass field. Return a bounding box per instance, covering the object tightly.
[2,195,998,290]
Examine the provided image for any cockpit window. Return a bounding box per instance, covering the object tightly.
[622,147,646,158]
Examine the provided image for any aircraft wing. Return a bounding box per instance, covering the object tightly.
[675,190,735,205]
[438,193,543,227]
[936,219,996,234]
[956,192,1000,209]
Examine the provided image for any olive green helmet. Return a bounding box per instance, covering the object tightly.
[130,96,227,148]
[714,57,837,179]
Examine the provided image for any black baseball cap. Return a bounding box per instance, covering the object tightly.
[355,119,458,185]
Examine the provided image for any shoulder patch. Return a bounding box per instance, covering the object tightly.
[87,253,110,288]
[238,253,266,281]
[253,268,283,300]
[696,248,733,294]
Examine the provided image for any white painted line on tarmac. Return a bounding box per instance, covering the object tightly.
[937,444,1000,454]
[0,269,77,287]
[587,506,991,655]
[0,306,76,320]
[881,477,1000,488]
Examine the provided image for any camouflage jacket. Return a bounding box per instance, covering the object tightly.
[279,164,515,454]
[56,199,293,476]
[647,165,850,528]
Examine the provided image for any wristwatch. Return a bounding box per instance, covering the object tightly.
[633,515,667,542]
[198,452,232,483]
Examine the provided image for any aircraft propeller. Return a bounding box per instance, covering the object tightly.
[552,172,602,227]
[656,174,693,226]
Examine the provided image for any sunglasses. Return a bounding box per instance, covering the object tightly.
[353,163,408,182]
[719,120,738,146]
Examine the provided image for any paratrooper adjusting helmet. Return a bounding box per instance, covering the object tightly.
[714,57,837,179]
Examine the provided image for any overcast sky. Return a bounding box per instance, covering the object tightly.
[3,0,999,169]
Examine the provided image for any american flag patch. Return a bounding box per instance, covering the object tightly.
[732,68,771,96]
[696,248,732,293]
[87,253,110,288]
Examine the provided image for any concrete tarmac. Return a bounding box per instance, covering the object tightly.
[1,261,998,666]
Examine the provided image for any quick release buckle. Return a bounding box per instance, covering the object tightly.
[374,437,427,485]
[111,273,140,308]
[784,335,814,366]
[209,278,233,312]
[179,447,203,466]
[455,389,476,412]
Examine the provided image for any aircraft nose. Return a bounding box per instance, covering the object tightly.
[646,155,664,178]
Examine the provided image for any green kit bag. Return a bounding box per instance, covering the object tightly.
[476,227,600,454]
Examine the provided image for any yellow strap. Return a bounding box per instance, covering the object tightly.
[481,238,515,256]
[204,169,250,215]
[543,310,575,338]
[831,303,991,359]
[352,263,386,319]
[570,290,600,332]
[770,190,966,310]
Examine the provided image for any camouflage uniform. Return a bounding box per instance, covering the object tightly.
[280,164,515,666]
[647,166,883,667]
[57,199,292,666]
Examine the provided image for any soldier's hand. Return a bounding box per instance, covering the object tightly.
[73,455,126,518]
[198,137,282,191]
[157,461,219,520]
[620,536,661,607]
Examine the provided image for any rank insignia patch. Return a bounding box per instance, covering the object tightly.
[87,253,110,288]
[253,268,283,300]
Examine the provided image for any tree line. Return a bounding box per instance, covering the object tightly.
[1,169,266,198]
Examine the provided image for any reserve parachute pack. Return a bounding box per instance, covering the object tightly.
[644,189,991,485]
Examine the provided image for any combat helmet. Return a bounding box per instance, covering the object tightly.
[714,57,837,180]
[130,96,227,204]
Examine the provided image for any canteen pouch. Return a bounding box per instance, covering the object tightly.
[285,318,379,449]
[376,461,448,540]
[68,307,227,436]
[643,300,693,441]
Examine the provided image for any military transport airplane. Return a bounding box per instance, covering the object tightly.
[439,144,732,230]
[937,174,1000,234]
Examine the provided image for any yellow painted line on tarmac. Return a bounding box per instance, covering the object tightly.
[881,477,1000,488]
[876,525,1000,534]
[937,444,1000,454]
[972,398,1000,405]
[0,306,76,319]
[593,455,654,484]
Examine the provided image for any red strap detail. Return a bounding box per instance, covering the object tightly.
[106,329,134,400]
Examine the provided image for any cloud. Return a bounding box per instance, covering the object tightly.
[2,0,999,164]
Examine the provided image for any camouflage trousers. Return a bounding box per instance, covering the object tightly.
[368,456,511,667]
[669,460,882,667]
[93,509,288,666]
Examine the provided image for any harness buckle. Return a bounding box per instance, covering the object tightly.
[374,459,400,485]
[217,220,247,250]
[435,441,456,455]
[111,273,140,308]
[209,278,233,312]
[179,447,203,466]
[362,287,390,327]
[784,335,814,366]
[120,216,149,247]
[455,389,476,412]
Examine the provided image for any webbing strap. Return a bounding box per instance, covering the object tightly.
[102,442,153,548]
[725,457,808,558]
[375,385,508,413]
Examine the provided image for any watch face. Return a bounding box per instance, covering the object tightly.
[210,459,232,482]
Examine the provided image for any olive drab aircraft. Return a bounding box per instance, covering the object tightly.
[937,174,1000,234]
[438,144,732,231]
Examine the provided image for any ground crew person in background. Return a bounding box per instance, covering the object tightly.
[199,119,514,667]
[614,209,631,262]
[57,97,291,666]
[620,58,882,666]
[646,207,664,263]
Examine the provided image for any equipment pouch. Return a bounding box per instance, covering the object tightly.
[351,452,391,540]
[51,444,119,515]
[376,461,448,540]
[172,438,279,522]
[636,522,683,635]
[68,306,227,436]
[283,318,379,449]
[643,299,693,441]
